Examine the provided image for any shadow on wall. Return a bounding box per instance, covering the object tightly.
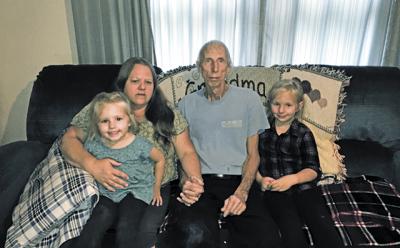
[0,81,33,145]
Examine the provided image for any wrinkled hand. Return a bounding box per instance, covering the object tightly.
[88,158,128,191]
[260,176,275,191]
[269,174,297,192]
[177,176,204,206]
[152,189,163,206]
[221,191,248,217]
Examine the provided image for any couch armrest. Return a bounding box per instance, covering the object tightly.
[0,141,50,247]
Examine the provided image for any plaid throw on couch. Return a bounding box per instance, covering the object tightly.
[5,136,99,248]
[322,175,400,246]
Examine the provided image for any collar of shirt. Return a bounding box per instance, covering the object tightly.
[270,118,301,137]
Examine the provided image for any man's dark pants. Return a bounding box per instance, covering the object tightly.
[158,176,282,248]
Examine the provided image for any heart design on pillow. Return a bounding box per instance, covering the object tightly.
[299,79,312,94]
[294,77,328,108]
[308,89,321,102]
[318,98,328,108]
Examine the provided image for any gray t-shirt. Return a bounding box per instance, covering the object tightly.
[178,85,269,175]
[84,135,155,204]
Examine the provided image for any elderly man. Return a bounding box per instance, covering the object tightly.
[162,40,282,248]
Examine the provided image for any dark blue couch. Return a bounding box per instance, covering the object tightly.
[1,64,399,247]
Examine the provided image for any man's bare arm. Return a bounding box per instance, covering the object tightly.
[221,134,260,216]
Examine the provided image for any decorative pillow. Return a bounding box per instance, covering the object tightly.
[158,64,350,184]
[5,137,99,248]
[304,123,346,183]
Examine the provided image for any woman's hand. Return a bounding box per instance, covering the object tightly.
[177,176,204,206]
[173,128,203,206]
[87,158,129,191]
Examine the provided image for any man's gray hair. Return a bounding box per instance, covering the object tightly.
[196,40,232,71]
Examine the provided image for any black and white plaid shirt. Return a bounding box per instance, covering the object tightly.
[258,119,321,192]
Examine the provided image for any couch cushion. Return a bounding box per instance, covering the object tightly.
[336,66,400,152]
[5,139,98,247]
[0,141,50,247]
[27,65,121,144]
[337,139,396,186]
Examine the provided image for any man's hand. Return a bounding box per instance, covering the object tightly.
[221,190,248,217]
[87,158,129,191]
[177,176,204,206]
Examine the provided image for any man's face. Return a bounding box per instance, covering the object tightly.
[200,44,230,88]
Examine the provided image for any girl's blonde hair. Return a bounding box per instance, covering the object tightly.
[86,91,137,141]
[267,79,304,119]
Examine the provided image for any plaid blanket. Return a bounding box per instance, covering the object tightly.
[321,175,400,247]
[5,138,99,248]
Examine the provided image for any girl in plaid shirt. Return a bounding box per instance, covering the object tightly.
[257,79,344,248]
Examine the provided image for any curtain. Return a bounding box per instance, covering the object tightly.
[150,0,263,70]
[150,0,399,71]
[382,0,400,66]
[259,0,393,66]
[70,0,156,64]
[68,0,398,68]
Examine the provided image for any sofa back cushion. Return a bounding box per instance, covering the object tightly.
[336,66,400,151]
[333,66,400,187]
[27,65,121,144]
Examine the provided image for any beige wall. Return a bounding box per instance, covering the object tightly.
[0,0,75,145]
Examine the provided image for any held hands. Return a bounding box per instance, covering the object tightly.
[152,188,163,206]
[88,158,129,191]
[262,175,298,192]
[260,176,276,191]
[177,176,204,206]
[221,190,248,217]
